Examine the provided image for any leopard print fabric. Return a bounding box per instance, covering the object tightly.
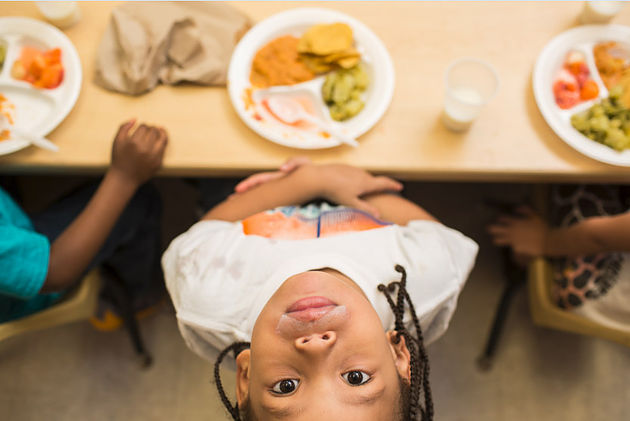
[551,185,627,310]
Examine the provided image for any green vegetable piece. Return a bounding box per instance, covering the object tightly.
[332,73,355,104]
[606,127,628,151]
[344,99,364,118]
[322,63,370,121]
[609,85,623,100]
[352,66,369,90]
[322,74,335,103]
[329,104,347,121]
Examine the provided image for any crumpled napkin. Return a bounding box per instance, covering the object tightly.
[95,1,251,95]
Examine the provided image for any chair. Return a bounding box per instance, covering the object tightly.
[478,185,630,370]
[528,256,630,348]
[0,269,153,367]
[0,269,101,342]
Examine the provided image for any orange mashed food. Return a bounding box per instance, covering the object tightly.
[250,35,315,88]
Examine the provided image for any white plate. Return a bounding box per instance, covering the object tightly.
[0,17,82,155]
[228,8,395,149]
[533,24,630,167]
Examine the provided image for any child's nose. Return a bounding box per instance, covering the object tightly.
[294,331,337,352]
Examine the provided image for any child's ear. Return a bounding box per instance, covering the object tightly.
[387,330,411,382]
[236,349,251,407]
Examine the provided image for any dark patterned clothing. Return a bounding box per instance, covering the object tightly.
[551,185,630,332]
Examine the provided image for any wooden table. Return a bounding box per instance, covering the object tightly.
[1,1,630,182]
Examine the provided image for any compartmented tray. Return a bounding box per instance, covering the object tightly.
[533,24,630,166]
[0,17,81,155]
[228,8,395,150]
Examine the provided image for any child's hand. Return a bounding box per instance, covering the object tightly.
[488,206,549,257]
[110,120,168,186]
[316,164,403,218]
[234,156,312,194]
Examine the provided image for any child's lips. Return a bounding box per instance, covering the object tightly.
[287,296,336,312]
[286,306,337,322]
[286,296,338,322]
[277,304,349,336]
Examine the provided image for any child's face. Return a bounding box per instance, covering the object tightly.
[235,270,411,419]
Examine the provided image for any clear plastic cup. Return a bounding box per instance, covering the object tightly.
[36,1,81,29]
[580,1,624,24]
[442,58,499,132]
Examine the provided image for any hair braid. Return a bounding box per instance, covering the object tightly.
[401,286,434,419]
[213,341,251,420]
[378,265,434,421]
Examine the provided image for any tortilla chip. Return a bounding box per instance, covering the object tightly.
[301,55,335,73]
[337,55,360,69]
[321,48,360,64]
[300,23,353,56]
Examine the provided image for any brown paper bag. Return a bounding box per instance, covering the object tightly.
[95,1,251,95]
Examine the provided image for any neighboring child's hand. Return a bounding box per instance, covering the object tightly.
[488,206,549,257]
[110,120,168,186]
[233,156,312,194]
[315,164,403,218]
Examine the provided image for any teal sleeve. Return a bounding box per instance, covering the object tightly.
[0,225,50,299]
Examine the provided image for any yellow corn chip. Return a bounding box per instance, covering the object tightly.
[301,55,334,73]
[337,55,360,69]
[300,23,353,56]
[322,48,360,64]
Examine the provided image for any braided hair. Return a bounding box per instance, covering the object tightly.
[378,264,434,421]
[213,265,433,421]
[214,341,251,421]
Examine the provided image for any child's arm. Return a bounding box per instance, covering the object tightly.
[488,207,630,257]
[202,163,403,222]
[362,193,438,224]
[41,121,167,293]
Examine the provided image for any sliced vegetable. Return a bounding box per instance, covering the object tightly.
[11,46,64,89]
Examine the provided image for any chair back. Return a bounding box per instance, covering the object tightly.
[0,270,101,342]
[528,256,630,348]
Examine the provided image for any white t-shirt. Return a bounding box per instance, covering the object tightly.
[162,208,478,362]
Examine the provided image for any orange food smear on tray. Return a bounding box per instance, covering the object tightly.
[0,93,15,126]
[11,46,64,89]
[0,93,12,142]
[319,131,331,138]
[250,35,315,88]
[242,87,255,110]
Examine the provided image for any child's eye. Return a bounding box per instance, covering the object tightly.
[342,370,371,386]
[271,379,299,395]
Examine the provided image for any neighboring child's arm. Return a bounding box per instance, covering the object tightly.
[203,163,402,222]
[488,207,630,257]
[41,121,167,293]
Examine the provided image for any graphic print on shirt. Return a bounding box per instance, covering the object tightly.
[242,204,390,240]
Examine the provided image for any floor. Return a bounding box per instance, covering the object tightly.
[1,179,629,421]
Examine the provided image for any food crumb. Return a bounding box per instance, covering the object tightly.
[243,88,254,110]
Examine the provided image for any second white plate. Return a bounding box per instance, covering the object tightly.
[533,24,630,167]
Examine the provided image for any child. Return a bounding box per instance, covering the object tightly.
[0,120,167,324]
[163,161,478,420]
[488,185,630,334]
